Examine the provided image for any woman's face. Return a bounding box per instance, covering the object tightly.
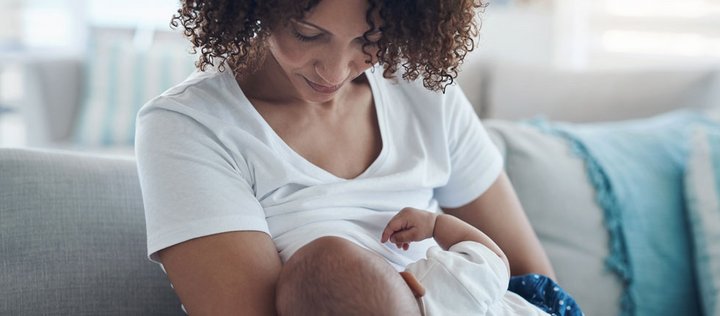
[266,0,382,103]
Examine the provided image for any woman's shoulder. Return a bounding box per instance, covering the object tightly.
[369,65,471,124]
[137,67,249,127]
[370,65,467,107]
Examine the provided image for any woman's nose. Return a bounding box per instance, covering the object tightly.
[314,49,359,85]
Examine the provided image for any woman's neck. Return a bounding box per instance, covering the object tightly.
[235,55,300,105]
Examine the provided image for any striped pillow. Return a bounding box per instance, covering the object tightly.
[74,32,196,147]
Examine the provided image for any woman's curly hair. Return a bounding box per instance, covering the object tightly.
[171,0,487,92]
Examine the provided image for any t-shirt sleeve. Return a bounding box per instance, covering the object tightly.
[404,241,509,315]
[433,84,504,208]
[135,104,268,263]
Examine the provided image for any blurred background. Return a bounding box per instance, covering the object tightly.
[1,0,719,155]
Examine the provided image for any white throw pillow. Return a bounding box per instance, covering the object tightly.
[685,124,720,316]
[485,120,623,316]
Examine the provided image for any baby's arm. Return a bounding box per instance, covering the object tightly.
[382,207,510,274]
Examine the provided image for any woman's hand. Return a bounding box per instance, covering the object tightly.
[381,207,438,250]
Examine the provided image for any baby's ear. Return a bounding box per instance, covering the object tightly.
[399,271,425,298]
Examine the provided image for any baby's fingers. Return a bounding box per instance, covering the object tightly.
[381,225,398,243]
[388,227,421,244]
[382,218,408,243]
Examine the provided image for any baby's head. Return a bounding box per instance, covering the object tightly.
[276,236,423,316]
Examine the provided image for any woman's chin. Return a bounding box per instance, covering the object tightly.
[297,83,344,103]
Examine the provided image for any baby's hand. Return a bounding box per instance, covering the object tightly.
[381,207,437,250]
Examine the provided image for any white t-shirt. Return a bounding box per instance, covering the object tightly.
[135,65,504,270]
[407,241,550,316]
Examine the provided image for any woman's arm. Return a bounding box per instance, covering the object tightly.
[158,231,282,316]
[442,171,557,279]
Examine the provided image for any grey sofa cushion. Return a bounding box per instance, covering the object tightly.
[0,148,182,315]
[485,120,624,316]
[486,63,717,122]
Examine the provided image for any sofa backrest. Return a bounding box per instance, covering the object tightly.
[0,148,182,315]
[1,120,622,316]
[457,60,720,122]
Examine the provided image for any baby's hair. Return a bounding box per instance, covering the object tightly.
[276,237,419,316]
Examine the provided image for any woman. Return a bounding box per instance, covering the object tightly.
[135,0,557,315]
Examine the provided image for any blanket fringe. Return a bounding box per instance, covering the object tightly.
[528,119,635,316]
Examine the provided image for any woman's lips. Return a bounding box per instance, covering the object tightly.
[304,77,342,94]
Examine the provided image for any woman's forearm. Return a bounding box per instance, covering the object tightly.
[159,231,282,316]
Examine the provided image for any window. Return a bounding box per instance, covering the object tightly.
[3,0,178,52]
[554,0,720,69]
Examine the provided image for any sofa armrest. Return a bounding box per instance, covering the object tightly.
[0,148,182,315]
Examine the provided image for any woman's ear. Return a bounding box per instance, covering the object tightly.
[399,271,425,298]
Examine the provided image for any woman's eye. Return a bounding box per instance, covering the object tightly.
[292,30,320,42]
[362,37,379,46]
[363,33,382,46]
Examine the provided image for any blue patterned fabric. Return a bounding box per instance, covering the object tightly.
[531,111,717,316]
[508,274,583,316]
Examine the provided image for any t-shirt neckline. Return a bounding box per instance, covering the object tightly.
[227,66,389,182]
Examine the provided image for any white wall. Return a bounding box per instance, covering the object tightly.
[467,0,720,70]
[472,6,556,67]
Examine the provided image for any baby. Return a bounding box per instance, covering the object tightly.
[275,208,570,315]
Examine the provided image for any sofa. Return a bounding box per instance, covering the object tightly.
[11,105,720,316]
[7,51,720,314]
[0,148,181,315]
[0,117,620,315]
